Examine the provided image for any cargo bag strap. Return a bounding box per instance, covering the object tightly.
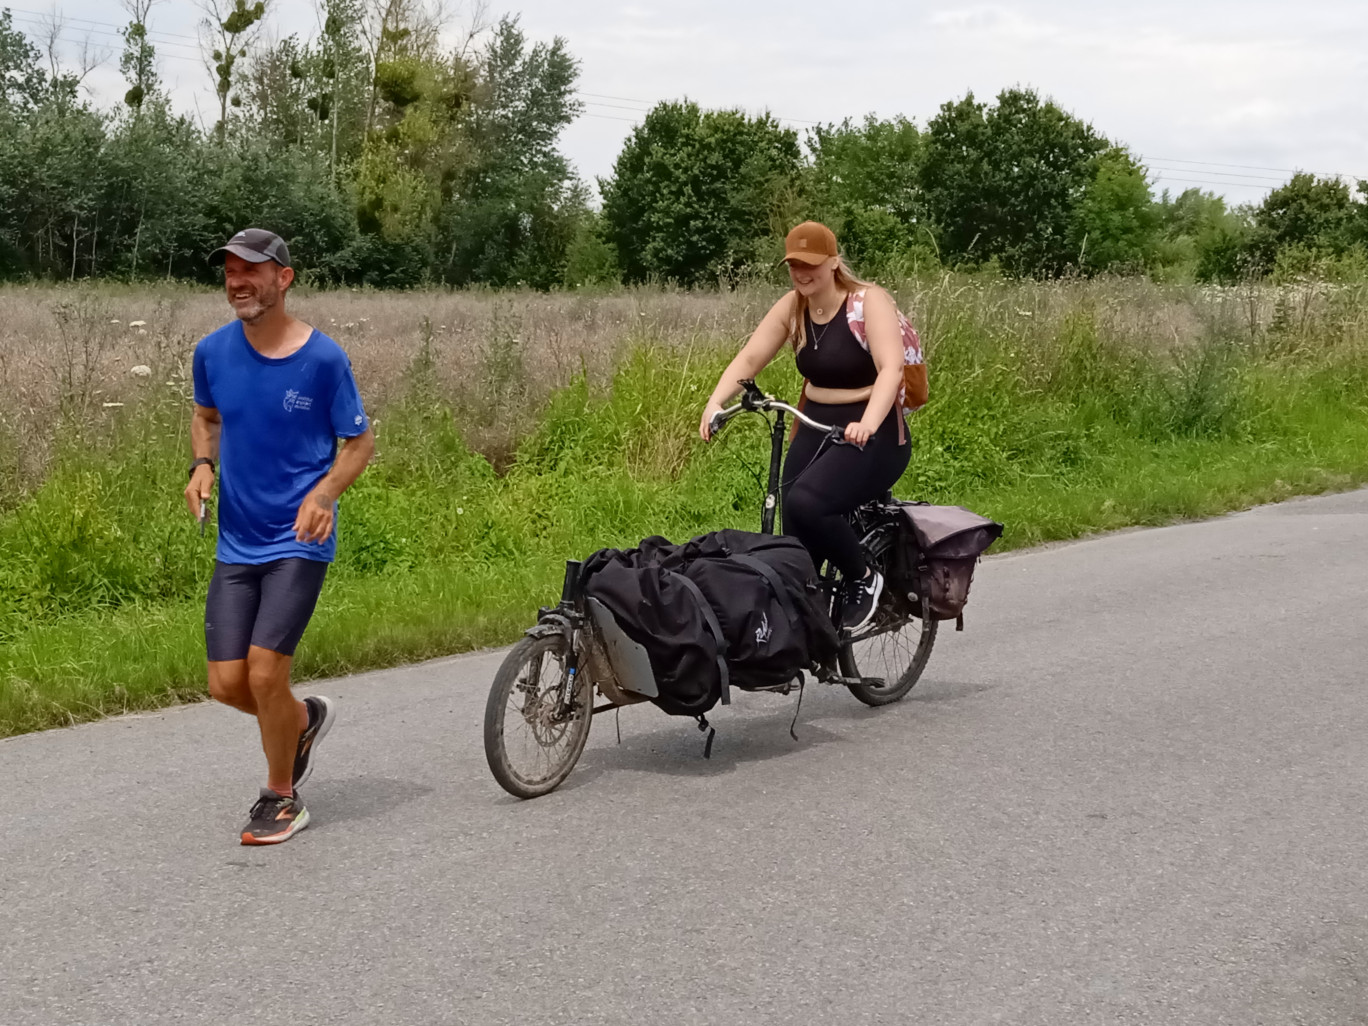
[731,555,800,628]
[668,571,731,706]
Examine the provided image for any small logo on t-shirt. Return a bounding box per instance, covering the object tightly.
[354,414,363,426]
[283,389,314,412]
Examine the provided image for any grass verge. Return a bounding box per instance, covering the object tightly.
[5,299,1368,737]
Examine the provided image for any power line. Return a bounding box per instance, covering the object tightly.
[1149,165,1290,185]
[580,112,643,124]
[7,4,204,45]
[1146,154,1362,181]
[6,12,205,63]
[577,91,652,108]
[1150,175,1273,192]
[578,98,654,115]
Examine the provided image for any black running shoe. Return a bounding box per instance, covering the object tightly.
[292,695,335,787]
[240,788,309,846]
[842,570,884,631]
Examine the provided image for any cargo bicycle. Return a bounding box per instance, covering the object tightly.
[483,379,980,799]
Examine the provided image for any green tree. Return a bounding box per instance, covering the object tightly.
[1152,188,1251,282]
[0,9,48,113]
[198,0,269,143]
[804,114,931,275]
[101,98,213,278]
[316,0,369,181]
[119,0,161,112]
[1246,172,1364,272]
[1070,147,1159,273]
[600,100,803,285]
[239,35,322,150]
[561,209,620,287]
[439,17,584,287]
[348,5,475,286]
[919,87,1107,276]
[7,95,108,277]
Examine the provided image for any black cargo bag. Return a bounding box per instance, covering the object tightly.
[895,503,1003,629]
[581,530,840,718]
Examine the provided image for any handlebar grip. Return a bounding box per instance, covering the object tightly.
[708,412,725,437]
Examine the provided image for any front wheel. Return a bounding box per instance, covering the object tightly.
[484,632,593,799]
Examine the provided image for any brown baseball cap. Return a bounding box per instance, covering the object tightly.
[208,228,292,268]
[782,221,839,265]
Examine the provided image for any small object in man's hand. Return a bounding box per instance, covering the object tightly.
[198,499,208,537]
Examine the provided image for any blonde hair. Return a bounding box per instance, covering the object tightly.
[789,256,873,352]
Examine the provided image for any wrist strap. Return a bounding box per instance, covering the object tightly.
[189,457,215,478]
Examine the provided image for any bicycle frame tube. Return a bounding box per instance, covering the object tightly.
[762,410,787,535]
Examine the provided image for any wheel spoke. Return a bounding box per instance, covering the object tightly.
[484,634,594,798]
[839,524,938,705]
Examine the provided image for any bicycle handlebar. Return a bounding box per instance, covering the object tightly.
[707,379,857,447]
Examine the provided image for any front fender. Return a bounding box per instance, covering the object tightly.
[524,617,573,643]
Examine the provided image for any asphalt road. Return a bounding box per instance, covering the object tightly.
[4,489,1368,1026]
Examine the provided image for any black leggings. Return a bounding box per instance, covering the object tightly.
[781,400,910,580]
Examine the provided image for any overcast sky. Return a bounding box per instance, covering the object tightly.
[10,0,1368,204]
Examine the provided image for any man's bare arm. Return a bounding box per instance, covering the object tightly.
[184,404,222,516]
[294,428,376,543]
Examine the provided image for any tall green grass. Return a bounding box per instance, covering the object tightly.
[4,280,1368,736]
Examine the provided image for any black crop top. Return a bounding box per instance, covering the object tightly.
[794,305,878,389]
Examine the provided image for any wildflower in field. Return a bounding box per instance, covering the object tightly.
[130,365,152,378]
[129,320,146,327]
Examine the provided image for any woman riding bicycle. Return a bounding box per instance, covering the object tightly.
[700,221,911,632]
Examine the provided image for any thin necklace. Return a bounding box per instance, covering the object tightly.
[807,310,835,349]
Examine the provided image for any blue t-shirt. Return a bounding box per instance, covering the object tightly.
[192,321,369,564]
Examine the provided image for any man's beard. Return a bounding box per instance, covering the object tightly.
[230,284,280,324]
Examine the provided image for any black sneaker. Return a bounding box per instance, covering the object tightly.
[240,788,309,846]
[292,695,335,787]
[841,570,884,631]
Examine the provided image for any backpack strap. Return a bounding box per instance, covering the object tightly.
[731,554,800,628]
[846,288,907,447]
[668,571,731,706]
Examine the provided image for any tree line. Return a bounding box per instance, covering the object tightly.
[1,3,1365,289]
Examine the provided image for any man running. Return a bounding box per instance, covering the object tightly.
[184,228,374,845]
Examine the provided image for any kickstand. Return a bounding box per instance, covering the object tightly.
[789,673,806,741]
[697,715,716,759]
[615,706,621,745]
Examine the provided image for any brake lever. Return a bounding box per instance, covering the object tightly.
[738,378,769,411]
[827,425,863,450]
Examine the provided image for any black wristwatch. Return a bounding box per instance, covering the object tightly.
[188,457,216,478]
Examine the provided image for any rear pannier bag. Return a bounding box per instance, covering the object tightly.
[895,503,1003,628]
[581,530,840,718]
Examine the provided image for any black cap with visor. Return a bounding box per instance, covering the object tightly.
[208,228,292,268]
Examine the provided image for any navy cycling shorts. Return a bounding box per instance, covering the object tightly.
[205,558,329,662]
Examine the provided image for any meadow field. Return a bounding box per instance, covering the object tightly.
[2,275,1366,736]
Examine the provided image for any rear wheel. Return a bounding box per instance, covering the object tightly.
[839,527,938,706]
[484,632,593,799]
